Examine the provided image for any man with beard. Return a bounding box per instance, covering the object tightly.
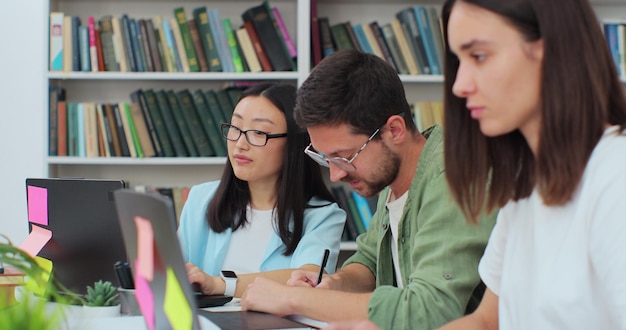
[240,50,497,330]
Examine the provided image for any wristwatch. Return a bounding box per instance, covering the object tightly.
[221,270,237,296]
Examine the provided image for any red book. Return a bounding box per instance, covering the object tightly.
[243,21,272,71]
[57,101,67,156]
[95,29,105,71]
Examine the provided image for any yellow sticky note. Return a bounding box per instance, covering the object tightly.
[164,267,192,330]
[134,216,154,281]
[25,256,53,297]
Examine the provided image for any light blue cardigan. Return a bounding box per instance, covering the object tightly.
[177,180,346,275]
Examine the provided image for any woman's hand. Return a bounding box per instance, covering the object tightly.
[185,262,225,295]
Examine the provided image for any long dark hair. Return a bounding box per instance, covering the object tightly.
[442,0,626,222]
[206,82,336,255]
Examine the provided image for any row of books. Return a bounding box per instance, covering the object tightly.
[331,185,378,242]
[412,100,444,132]
[311,5,444,75]
[604,21,626,78]
[48,1,296,73]
[48,86,246,158]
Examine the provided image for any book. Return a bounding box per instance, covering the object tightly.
[271,7,297,59]
[191,89,227,156]
[208,9,233,72]
[203,89,229,125]
[413,6,441,74]
[78,25,91,72]
[129,18,146,72]
[62,15,72,72]
[175,89,216,156]
[154,90,188,157]
[129,102,156,157]
[145,18,164,72]
[318,17,334,58]
[396,8,428,74]
[111,16,129,72]
[138,19,155,71]
[187,18,210,72]
[121,14,137,72]
[67,102,79,156]
[130,89,163,156]
[391,18,419,75]
[162,19,182,72]
[361,22,384,59]
[241,1,295,71]
[222,18,245,72]
[310,0,322,66]
[330,22,356,51]
[170,17,189,72]
[192,6,222,72]
[49,12,64,71]
[174,7,200,72]
[83,102,99,158]
[165,90,199,157]
[87,16,99,72]
[143,89,175,157]
[76,103,86,157]
[118,102,138,157]
[70,16,81,71]
[381,23,408,75]
[57,100,68,156]
[343,21,361,52]
[98,15,120,72]
[96,104,112,157]
[331,185,359,240]
[369,21,398,72]
[426,7,445,74]
[351,191,373,230]
[153,16,174,72]
[112,103,131,157]
[48,86,65,156]
[95,25,106,71]
[243,20,272,72]
[236,27,262,72]
[103,103,122,156]
[216,88,234,120]
[352,24,373,54]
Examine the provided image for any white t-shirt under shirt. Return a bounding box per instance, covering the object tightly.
[222,207,275,274]
[387,190,409,289]
[479,126,626,329]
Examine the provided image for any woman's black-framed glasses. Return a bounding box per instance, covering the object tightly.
[221,123,288,147]
[304,128,380,172]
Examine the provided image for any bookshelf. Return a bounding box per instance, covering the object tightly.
[40,0,626,245]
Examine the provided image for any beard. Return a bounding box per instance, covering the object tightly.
[343,142,401,197]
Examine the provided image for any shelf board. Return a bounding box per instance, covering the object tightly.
[47,156,228,165]
[48,71,300,81]
[400,74,444,83]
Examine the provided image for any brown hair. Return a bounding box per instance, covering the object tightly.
[442,0,626,222]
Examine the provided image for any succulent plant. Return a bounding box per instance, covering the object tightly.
[84,280,119,307]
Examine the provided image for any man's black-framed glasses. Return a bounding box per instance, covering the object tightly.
[304,128,380,172]
[221,123,288,147]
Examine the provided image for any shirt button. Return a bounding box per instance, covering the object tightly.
[382,224,388,230]
[401,238,406,243]
[443,274,454,280]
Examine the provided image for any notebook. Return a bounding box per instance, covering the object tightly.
[25,177,127,295]
[113,189,311,329]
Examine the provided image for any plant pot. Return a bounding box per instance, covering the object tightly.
[82,304,121,318]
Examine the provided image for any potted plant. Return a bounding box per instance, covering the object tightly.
[81,280,120,317]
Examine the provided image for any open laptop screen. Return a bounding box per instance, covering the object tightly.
[25,178,127,295]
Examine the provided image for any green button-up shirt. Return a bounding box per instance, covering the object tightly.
[344,125,497,330]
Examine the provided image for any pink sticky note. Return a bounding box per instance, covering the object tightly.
[27,185,48,226]
[135,261,155,330]
[134,216,154,281]
[19,224,52,257]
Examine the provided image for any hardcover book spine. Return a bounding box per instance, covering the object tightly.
[155,90,188,157]
[170,17,189,72]
[192,89,227,156]
[271,7,297,59]
[208,9,234,72]
[49,12,64,71]
[165,90,199,157]
[79,25,91,72]
[222,18,244,72]
[193,7,222,72]
[121,15,137,72]
[236,27,262,72]
[243,21,272,71]
[187,19,210,72]
[176,90,216,157]
[241,3,294,71]
[143,89,174,157]
[145,19,164,72]
[174,7,200,72]
[87,16,99,72]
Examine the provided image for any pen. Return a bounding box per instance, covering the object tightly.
[316,249,330,285]
[114,261,135,289]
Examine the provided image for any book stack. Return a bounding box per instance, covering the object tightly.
[603,20,626,78]
[48,1,296,73]
[48,85,250,158]
[331,185,378,242]
[309,4,444,75]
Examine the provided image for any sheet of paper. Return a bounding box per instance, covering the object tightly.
[134,263,155,330]
[24,256,53,297]
[27,185,48,226]
[19,224,52,257]
[203,298,243,312]
[134,216,154,281]
[164,267,192,330]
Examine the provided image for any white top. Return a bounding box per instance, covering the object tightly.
[386,191,409,289]
[222,207,275,274]
[479,126,626,329]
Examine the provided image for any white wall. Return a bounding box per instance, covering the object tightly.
[0,0,47,243]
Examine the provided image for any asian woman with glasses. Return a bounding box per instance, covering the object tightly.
[177,82,346,298]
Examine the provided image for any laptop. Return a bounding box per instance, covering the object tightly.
[25,177,128,295]
[113,189,310,329]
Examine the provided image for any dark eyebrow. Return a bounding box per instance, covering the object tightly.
[231,112,278,126]
[459,39,491,51]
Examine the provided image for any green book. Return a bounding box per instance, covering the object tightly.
[203,90,229,125]
[143,89,175,157]
[226,87,244,108]
[216,88,235,121]
[345,190,366,235]
[222,18,244,72]
[191,89,227,156]
[175,89,216,157]
[121,102,144,158]
[154,90,188,157]
[173,7,200,72]
[165,90,199,157]
[192,6,222,72]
